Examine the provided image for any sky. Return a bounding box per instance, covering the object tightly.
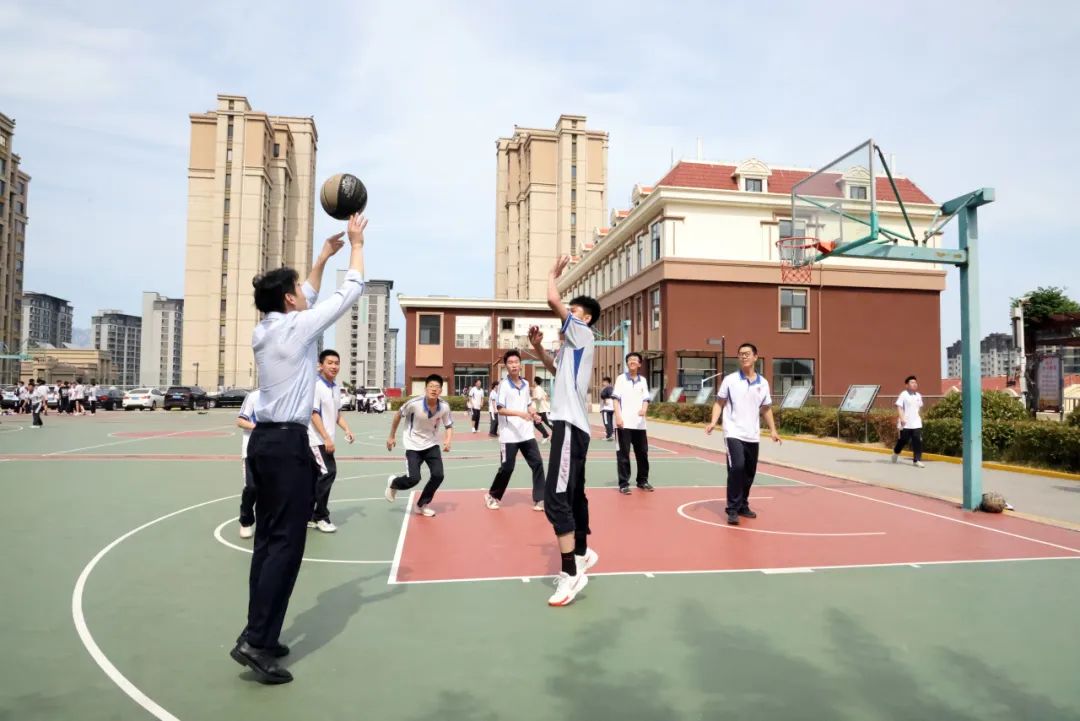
[2,0,1078,377]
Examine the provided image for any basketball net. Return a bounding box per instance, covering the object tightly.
[776,236,820,284]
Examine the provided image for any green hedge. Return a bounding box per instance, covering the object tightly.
[924,390,1028,422]
[1067,406,1080,428]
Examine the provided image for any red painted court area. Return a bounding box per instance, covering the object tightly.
[391,462,1080,584]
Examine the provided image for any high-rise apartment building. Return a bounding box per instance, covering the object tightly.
[92,310,142,386]
[21,292,72,350]
[334,274,395,389]
[140,292,184,388]
[495,115,607,300]
[181,94,317,388]
[0,112,30,382]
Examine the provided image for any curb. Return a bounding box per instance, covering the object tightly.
[646,418,1080,482]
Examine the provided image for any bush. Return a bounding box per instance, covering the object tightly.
[1066,406,1080,428]
[924,390,1027,422]
[1004,422,1080,472]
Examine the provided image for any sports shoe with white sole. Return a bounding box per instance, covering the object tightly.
[385,476,397,503]
[316,520,337,533]
[484,494,501,510]
[306,520,317,529]
[576,548,599,575]
[548,572,588,607]
[414,505,436,517]
[239,525,254,539]
[533,500,544,512]
[914,461,926,468]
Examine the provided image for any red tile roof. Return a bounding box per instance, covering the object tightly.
[942,374,1080,393]
[656,161,934,205]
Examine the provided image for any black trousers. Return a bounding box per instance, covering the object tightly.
[894,428,923,463]
[239,459,256,527]
[312,445,337,522]
[488,412,499,436]
[489,439,545,502]
[601,410,614,438]
[87,398,96,414]
[537,412,553,431]
[725,438,760,514]
[544,421,591,539]
[241,423,318,650]
[532,417,550,439]
[32,402,43,427]
[616,428,650,487]
[471,409,481,431]
[390,445,445,508]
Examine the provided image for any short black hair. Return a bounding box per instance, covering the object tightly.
[253,267,299,314]
[625,352,643,363]
[502,349,521,364]
[319,349,340,363]
[602,376,612,383]
[905,375,917,384]
[738,342,758,356]
[474,379,482,384]
[426,374,444,387]
[569,295,602,327]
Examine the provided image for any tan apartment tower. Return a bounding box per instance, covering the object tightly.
[0,112,30,383]
[182,94,317,389]
[495,115,607,300]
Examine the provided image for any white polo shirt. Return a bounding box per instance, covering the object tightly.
[308,376,341,447]
[613,372,650,431]
[468,386,484,411]
[238,390,261,459]
[253,272,364,424]
[896,390,924,430]
[719,370,772,443]
[496,376,535,444]
[73,384,84,400]
[549,314,596,433]
[400,396,454,452]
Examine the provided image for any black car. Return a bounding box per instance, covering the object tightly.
[212,388,250,408]
[96,388,125,410]
[164,386,210,410]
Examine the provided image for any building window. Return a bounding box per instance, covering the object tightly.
[772,358,815,394]
[570,212,576,227]
[571,189,577,204]
[637,236,645,269]
[223,198,230,214]
[273,143,280,158]
[849,185,868,200]
[651,288,661,330]
[419,314,441,345]
[225,173,231,188]
[226,149,233,162]
[500,318,514,332]
[650,223,661,261]
[223,222,229,237]
[571,165,577,179]
[677,356,718,394]
[778,219,807,239]
[780,288,809,331]
[745,178,763,192]
[570,234,577,255]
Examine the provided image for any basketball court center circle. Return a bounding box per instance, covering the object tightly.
[677,498,887,537]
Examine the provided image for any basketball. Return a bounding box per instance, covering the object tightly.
[319,173,368,220]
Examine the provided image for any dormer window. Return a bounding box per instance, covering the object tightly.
[733,158,772,194]
[745,178,763,192]
[849,185,868,200]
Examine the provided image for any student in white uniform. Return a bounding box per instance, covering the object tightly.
[308,349,355,533]
[613,353,652,494]
[705,342,781,526]
[487,380,500,437]
[236,389,261,538]
[485,350,546,511]
[230,213,367,685]
[72,378,85,415]
[599,377,615,440]
[892,375,925,468]
[467,379,485,433]
[527,255,601,607]
[385,374,454,516]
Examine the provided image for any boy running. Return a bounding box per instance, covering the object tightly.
[385,374,454,517]
[485,350,546,512]
[308,349,355,533]
[527,255,601,607]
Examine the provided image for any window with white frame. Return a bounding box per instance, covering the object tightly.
[651,288,661,329]
[780,288,808,331]
[650,223,661,261]
[637,235,645,270]
[849,185,868,200]
[744,178,763,192]
[625,246,633,278]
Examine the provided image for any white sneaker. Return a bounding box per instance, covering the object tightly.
[471,429,477,434]
[542,437,550,445]
[484,494,501,510]
[306,520,317,529]
[914,461,926,468]
[891,454,899,464]
[548,572,589,607]
[316,520,337,533]
[414,505,436,517]
[576,548,599,575]
[533,500,544,512]
[385,476,397,502]
[239,525,254,539]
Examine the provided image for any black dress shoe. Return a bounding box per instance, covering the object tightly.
[726,511,740,525]
[738,508,757,519]
[236,635,289,657]
[230,641,293,684]
[637,483,655,492]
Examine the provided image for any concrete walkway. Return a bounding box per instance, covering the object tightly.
[595,414,1080,528]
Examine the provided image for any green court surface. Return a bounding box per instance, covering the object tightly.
[2,409,1079,720]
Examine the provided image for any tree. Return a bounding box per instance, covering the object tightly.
[1011,286,1080,325]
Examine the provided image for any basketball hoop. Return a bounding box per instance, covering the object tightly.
[776,236,821,284]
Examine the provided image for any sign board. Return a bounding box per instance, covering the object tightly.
[648,388,661,403]
[1036,354,1064,411]
[667,386,685,403]
[780,385,812,410]
[839,384,880,414]
[693,386,715,405]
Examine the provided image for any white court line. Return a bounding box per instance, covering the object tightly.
[389,555,1080,586]
[337,462,498,482]
[0,425,26,434]
[763,470,1080,555]
[211,498,392,565]
[73,494,239,721]
[387,491,415,585]
[676,498,887,538]
[47,424,235,456]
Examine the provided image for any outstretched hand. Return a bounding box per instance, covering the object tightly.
[551,255,571,279]
[319,232,345,260]
[528,325,544,348]
[348,213,368,246]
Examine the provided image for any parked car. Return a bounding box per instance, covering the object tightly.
[123,388,165,411]
[361,391,387,413]
[164,386,210,411]
[1,386,17,409]
[212,388,250,408]
[46,386,59,408]
[97,388,125,410]
[340,389,355,411]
